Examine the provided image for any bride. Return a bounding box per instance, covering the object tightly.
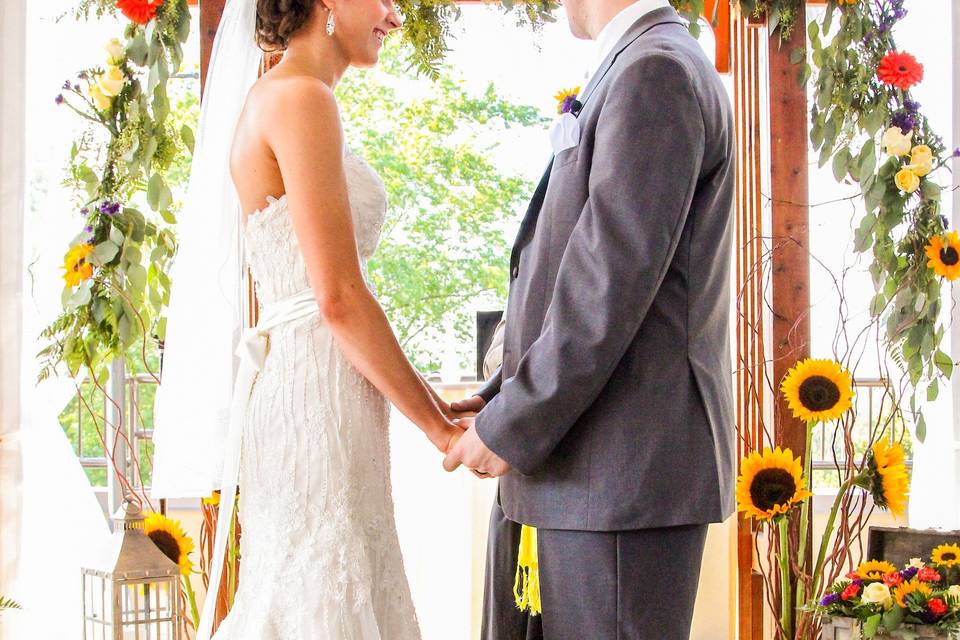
[153,0,470,638]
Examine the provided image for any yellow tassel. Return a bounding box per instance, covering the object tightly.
[513,524,541,615]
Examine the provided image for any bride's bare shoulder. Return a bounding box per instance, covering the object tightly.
[246,71,339,126]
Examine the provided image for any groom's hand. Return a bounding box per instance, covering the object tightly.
[442,417,511,478]
[447,394,484,419]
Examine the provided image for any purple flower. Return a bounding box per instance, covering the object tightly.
[84,225,93,233]
[820,593,840,607]
[560,95,579,115]
[80,207,89,216]
[904,100,921,112]
[73,84,81,92]
[78,71,88,80]
[902,566,919,580]
[952,147,960,158]
[97,200,121,216]
[891,110,917,134]
[55,94,65,106]
[62,80,72,90]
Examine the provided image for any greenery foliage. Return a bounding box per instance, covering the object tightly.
[337,44,548,371]
[40,0,192,387]
[807,0,955,441]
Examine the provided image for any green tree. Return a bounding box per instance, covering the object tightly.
[336,44,548,371]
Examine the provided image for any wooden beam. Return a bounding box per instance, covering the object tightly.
[199,0,227,95]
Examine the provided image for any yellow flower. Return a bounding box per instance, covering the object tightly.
[908,145,934,177]
[882,126,913,157]
[553,86,580,114]
[893,579,933,607]
[895,168,921,193]
[105,37,126,65]
[735,447,812,522]
[143,512,194,576]
[866,440,909,518]
[780,358,854,423]
[837,0,858,5]
[87,83,113,111]
[63,243,95,287]
[202,491,220,507]
[857,559,899,581]
[925,232,960,281]
[97,66,125,97]
[932,543,960,567]
[862,582,894,609]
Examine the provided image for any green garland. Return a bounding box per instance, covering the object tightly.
[808,0,957,440]
[40,0,190,384]
[670,0,804,39]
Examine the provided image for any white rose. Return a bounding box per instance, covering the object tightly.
[105,38,125,65]
[907,557,926,570]
[882,127,913,157]
[948,585,960,600]
[862,582,893,609]
[96,66,125,98]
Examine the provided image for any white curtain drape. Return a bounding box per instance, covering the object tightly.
[906,0,959,531]
[2,2,114,638]
[0,1,27,636]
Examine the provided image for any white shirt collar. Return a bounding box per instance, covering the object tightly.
[584,0,671,86]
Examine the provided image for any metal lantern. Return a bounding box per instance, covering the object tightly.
[82,499,182,639]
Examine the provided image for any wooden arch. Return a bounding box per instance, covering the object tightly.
[191,1,816,637]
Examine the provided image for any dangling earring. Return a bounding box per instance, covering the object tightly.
[326,9,335,36]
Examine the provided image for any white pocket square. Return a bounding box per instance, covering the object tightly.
[549,112,580,155]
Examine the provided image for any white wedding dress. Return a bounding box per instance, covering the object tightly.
[210,146,421,639]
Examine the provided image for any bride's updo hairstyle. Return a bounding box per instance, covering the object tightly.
[256,0,318,51]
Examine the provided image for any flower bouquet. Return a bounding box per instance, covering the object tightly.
[818,546,960,639]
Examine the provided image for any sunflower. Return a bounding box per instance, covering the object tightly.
[857,559,899,581]
[143,512,194,575]
[736,447,812,522]
[877,50,924,90]
[553,86,580,115]
[893,579,933,607]
[925,232,960,281]
[202,491,220,507]
[780,358,854,423]
[932,543,960,567]
[862,440,910,518]
[63,243,95,287]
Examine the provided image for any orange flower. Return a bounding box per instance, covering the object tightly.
[878,51,924,90]
[116,0,164,25]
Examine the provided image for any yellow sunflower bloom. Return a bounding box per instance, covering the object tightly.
[735,447,812,522]
[553,86,580,114]
[862,440,909,518]
[893,579,933,607]
[857,559,899,581]
[143,512,195,576]
[932,543,960,567]
[780,358,854,423]
[925,232,960,281]
[202,491,220,507]
[63,243,95,287]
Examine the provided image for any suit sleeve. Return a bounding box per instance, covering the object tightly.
[474,54,706,475]
[475,366,502,404]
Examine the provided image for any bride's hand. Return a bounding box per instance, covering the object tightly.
[431,419,466,454]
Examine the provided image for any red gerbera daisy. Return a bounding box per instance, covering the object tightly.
[877,51,924,90]
[116,0,164,25]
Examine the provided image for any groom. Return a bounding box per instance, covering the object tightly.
[444,0,736,637]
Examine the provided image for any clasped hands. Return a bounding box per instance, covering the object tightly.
[437,395,511,479]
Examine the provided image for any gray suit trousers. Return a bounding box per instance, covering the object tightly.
[482,500,708,640]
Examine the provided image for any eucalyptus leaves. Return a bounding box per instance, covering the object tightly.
[806,0,955,441]
[669,0,803,39]
[39,0,191,383]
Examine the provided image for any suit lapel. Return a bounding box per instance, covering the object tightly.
[507,7,686,269]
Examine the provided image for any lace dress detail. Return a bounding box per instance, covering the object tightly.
[211,148,420,639]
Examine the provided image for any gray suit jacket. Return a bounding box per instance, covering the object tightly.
[473,7,737,531]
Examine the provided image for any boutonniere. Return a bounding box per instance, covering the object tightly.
[550,86,582,154]
[554,87,583,117]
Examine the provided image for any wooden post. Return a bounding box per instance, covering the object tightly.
[769,7,811,639]
[198,0,227,95]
